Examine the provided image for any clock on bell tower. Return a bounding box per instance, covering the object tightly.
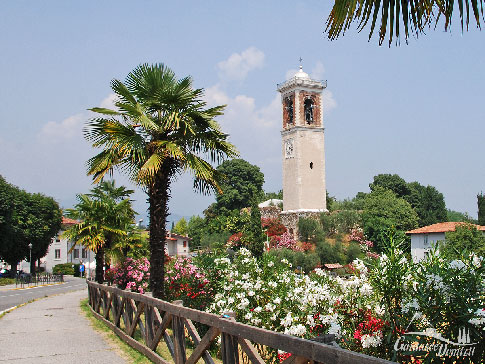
[277,65,327,213]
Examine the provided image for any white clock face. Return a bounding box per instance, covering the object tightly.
[285,139,294,158]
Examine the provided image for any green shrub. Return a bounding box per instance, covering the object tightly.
[320,210,362,237]
[53,263,75,275]
[316,240,345,264]
[266,249,321,273]
[0,278,15,286]
[345,242,364,263]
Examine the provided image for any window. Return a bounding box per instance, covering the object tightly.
[73,249,79,259]
[183,241,187,248]
[82,248,87,259]
[423,235,429,246]
[304,97,314,124]
[285,97,293,124]
[55,249,61,259]
[309,162,313,169]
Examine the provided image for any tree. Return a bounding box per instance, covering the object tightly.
[369,174,447,227]
[326,1,485,46]
[478,193,485,225]
[84,63,237,298]
[24,192,63,274]
[298,217,321,242]
[362,187,419,251]
[406,182,447,226]
[443,222,485,258]
[213,159,264,214]
[64,181,135,283]
[447,209,474,222]
[369,174,410,198]
[240,201,265,257]
[187,215,206,248]
[0,176,61,274]
[172,217,188,235]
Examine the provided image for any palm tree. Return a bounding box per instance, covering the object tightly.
[326,1,484,46]
[64,181,135,283]
[84,63,238,298]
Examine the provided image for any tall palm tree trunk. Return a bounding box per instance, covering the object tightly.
[95,247,104,283]
[149,165,172,299]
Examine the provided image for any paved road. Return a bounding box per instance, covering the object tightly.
[0,289,127,363]
[0,277,86,312]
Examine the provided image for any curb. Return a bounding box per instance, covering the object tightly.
[0,305,18,316]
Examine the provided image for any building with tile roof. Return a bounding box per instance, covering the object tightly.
[406,222,485,262]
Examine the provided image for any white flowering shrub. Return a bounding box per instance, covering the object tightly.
[208,248,385,362]
[193,237,484,363]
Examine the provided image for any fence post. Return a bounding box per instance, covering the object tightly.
[221,312,239,364]
[173,300,187,364]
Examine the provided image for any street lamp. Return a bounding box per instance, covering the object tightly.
[28,243,32,274]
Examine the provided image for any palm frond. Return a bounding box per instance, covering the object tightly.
[326,0,483,46]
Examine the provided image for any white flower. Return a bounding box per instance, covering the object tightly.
[375,304,386,316]
[268,281,277,288]
[237,298,249,310]
[469,308,485,326]
[274,297,281,305]
[253,306,262,313]
[328,321,341,338]
[360,283,373,296]
[450,260,465,270]
[268,261,274,267]
[264,303,275,312]
[353,258,368,274]
[470,253,482,268]
[242,273,250,280]
[285,324,306,337]
[245,312,253,320]
[281,312,293,327]
[248,290,255,296]
[361,332,382,348]
[281,259,289,264]
[306,315,315,326]
[314,268,325,276]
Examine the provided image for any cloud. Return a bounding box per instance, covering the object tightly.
[311,61,325,79]
[322,90,337,113]
[285,68,298,80]
[38,113,85,143]
[217,47,265,81]
[99,93,117,109]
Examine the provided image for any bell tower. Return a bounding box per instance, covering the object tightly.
[277,66,327,215]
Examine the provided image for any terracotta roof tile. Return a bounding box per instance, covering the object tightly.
[406,222,485,234]
[62,217,78,225]
[323,263,343,269]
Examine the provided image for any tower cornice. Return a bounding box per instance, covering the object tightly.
[277,77,327,93]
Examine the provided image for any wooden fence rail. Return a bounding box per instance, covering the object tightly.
[87,281,395,364]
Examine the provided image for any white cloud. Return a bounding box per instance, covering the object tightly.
[285,68,298,80]
[99,93,117,109]
[38,113,84,142]
[322,90,337,113]
[311,61,325,79]
[217,47,265,81]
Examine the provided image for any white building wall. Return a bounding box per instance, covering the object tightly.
[411,232,445,262]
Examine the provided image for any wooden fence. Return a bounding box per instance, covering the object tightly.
[87,281,395,364]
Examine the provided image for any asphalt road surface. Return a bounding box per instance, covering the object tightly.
[0,277,87,312]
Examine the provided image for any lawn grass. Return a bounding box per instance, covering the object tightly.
[81,298,224,364]
[80,298,154,364]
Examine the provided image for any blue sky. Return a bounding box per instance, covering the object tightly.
[0,1,484,223]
